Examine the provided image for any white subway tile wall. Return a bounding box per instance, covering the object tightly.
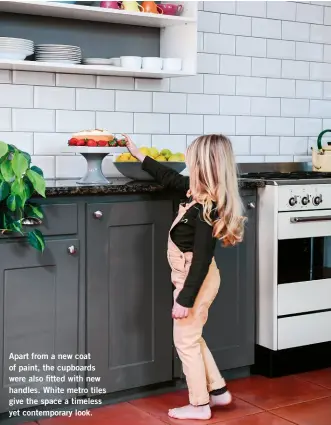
[1,1,331,178]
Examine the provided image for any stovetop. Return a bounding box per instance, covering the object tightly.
[241,171,331,180]
[238,162,331,185]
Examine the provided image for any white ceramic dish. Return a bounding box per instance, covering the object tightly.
[142,57,163,71]
[0,42,33,48]
[36,44,80,49]
[163,57,182,71]
[120,56,142,70]
[64,146,127,154]
[0,37,33,45]
[0,50,32,60]
[83,58,113,65]
[35,59,81,64]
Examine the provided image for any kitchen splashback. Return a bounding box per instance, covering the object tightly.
[1,1,331,179]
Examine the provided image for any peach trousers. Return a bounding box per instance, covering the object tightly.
[168,200,226,406]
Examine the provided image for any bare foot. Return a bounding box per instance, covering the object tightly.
[210,391,232,407]
[168,404,211,420]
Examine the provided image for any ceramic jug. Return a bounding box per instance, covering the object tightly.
[100,1,120,9]
[312,129,331,171]
[121,1,144,12]
[141,1,163,14]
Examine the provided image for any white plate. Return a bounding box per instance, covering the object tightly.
[64,146,127,154]
[36,54,81,58]
[83,58,113,65]
[0,37,33,44]
[0,42,34,47]
[0,51,32,59]
[36,47,81,52]
[36,44,80,48]
[0,48,33,53]
[35,59,81,64]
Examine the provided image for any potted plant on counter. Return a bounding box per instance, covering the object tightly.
[0,140,46,251]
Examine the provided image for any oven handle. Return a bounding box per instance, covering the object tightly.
[290,215,331,223]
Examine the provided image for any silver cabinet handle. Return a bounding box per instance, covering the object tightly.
[22,217,42,226]
[67,245,77,255]
[93,210,103,219]
[247,202,256,209]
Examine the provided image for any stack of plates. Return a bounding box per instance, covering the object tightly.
[0,37,34,60]
[35,44,82,64]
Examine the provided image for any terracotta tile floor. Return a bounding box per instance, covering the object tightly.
[32,369,331,425]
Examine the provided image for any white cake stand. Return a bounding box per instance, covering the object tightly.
[64,147,126,185]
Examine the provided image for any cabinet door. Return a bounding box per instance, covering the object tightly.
[204,193,256,370]
[0,238,80,413]
[173,193,256,376]
[87,200,173,393]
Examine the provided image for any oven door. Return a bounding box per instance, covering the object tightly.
[277,210,331,349]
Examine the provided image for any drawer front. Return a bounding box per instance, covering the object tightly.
[278,280,331,316]
[23,204,78,236]
[278,311,331,349]
[278,211,331,240]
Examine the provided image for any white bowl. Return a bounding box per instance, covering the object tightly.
[120,56,142,70]
[163,58,182,72]
[142,57,163,71]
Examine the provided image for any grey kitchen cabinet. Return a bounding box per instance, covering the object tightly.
[174,191,257,376]
[86,200,174,393]
[0,237,80,413]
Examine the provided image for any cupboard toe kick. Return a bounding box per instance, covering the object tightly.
[0,191,257,413]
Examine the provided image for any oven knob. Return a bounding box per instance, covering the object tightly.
[301,196,309,206]
[289,197,296,206]
[313,196,322,206]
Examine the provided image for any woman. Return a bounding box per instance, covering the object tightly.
[125,134,245,420]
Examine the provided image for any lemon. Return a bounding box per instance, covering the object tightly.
[155,155,167,162]
[139,147,150,156]
[149,147,159,158]
[176,153,185,162]
[160,148,172,160]
[168,154,181,162]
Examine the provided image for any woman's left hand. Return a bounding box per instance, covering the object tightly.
[172,302,189,319]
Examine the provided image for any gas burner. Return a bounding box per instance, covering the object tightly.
[241,171,331,180]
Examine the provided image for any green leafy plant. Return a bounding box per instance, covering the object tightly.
[0,140,46,251]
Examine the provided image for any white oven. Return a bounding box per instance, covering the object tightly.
[257,184,331,352]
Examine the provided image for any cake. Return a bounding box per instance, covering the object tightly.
[68,129,126,147]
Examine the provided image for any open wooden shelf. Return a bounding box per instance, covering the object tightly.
[0,59,193,78]
[0,0,196,28]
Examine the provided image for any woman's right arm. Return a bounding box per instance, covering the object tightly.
[125,135,189,193]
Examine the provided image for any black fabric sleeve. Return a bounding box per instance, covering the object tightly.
[141,156,189,193]
[176,210,215,308]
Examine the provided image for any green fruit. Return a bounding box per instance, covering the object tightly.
[160,149,172,160]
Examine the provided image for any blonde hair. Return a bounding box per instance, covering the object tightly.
[186,134,246,246]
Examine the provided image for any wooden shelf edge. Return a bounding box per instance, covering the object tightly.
[0,59,195,79]
[0,0,197,28]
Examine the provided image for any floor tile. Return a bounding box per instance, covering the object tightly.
[228,375,331,410]
[130,389,262,425]
[219,412,294,425]
[38,402,166,425]
[272,396,331,425]
[295,368,331,389]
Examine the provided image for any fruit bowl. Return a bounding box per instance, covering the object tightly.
[113,162,186,181]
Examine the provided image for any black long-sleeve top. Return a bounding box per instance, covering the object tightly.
[142,156,217,308]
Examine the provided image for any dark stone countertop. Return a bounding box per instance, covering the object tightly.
[44,178,265,197]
